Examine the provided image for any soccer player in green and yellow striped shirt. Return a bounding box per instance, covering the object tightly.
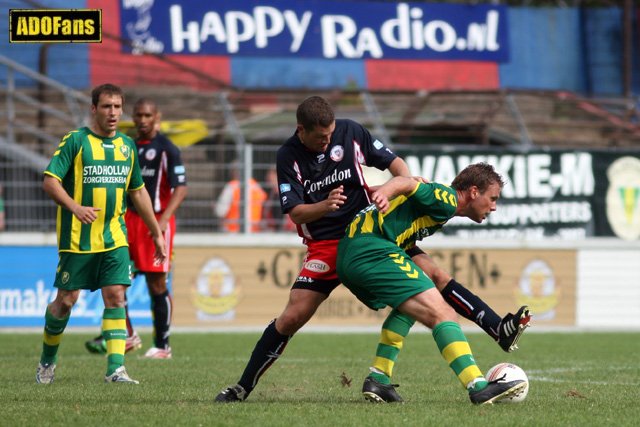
[36,83,166,385]
[337,163,527,405]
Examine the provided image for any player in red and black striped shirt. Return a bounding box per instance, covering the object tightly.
[215,96,529,403]
[126,98,187,359]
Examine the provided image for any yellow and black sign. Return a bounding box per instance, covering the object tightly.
[9,9,102,43]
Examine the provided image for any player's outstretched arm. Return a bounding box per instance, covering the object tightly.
[129,187,167,263]
[158,185,187,231]
[386,156,429,183]
[370,176,418,213]
[387,157,411,177]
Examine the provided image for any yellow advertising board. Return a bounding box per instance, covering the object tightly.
[9,9,102,43]
[172,246,576,328]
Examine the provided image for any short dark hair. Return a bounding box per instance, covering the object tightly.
[451,162,505,193]
[91,83,124,107]
[296,96,335,131]
[133,97,157,113]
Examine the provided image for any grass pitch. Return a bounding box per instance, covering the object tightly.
[0,330,637,426]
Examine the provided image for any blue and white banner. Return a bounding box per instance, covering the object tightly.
[120,0,509,60]
[0,246,155,328]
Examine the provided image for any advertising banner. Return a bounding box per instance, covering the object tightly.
[171,246,576,328]
[0,246,153,328]
[0,244,580,328]
[119,0,509,61]
[396,148,640,240]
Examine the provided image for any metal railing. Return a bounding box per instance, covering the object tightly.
[0,142,287,233]
[2,54,639,233]
[0,54,89,150]
[0,54,93,232]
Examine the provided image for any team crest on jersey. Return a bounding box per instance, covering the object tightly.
[119,145,131,159]
[145,148,157,161]
[61,271,70,284]
[330,145,344,162]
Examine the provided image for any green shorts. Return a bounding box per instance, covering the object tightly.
[54,246,132,291]
[337,235,434,310]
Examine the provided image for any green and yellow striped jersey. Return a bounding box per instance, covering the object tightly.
[346,182,458,250]
[44,127,144,253]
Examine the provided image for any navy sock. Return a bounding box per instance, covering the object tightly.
[151,291,172,348]
[441,279,501,340]
[238,320,290,394]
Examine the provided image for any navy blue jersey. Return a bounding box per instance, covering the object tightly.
[277,119,397,240]
[127,133,187,214]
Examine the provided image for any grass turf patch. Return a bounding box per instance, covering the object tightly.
[1,331,638,426]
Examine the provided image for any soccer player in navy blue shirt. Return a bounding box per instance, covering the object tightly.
[215,96,529,403]
[127,98,187,359]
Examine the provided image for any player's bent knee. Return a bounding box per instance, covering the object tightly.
[53,290,79,313]
[276,309,312,334]
[438,304,458,323]
[276,315,305,334]
[146,273,168,294]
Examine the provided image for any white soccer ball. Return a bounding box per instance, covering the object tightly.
[485,362,529,403]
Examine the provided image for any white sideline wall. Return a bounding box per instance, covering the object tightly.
[1,233,639,330]
[577,249,640,328]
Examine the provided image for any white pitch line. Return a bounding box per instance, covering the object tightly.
[528,367,637,374]
[529,376,639,386]
[527,365,639,386]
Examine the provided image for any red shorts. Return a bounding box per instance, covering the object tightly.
[125,210,174,273]
[292,239,341,295]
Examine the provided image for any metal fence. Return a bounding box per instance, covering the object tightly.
[0,152,54,232]
[2,53,639,234]
[176,143,287,233]
[0,143,291,233]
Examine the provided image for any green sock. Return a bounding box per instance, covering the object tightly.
[40,306,70,365]
[368,371,391,385]
[468,377,489,392]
